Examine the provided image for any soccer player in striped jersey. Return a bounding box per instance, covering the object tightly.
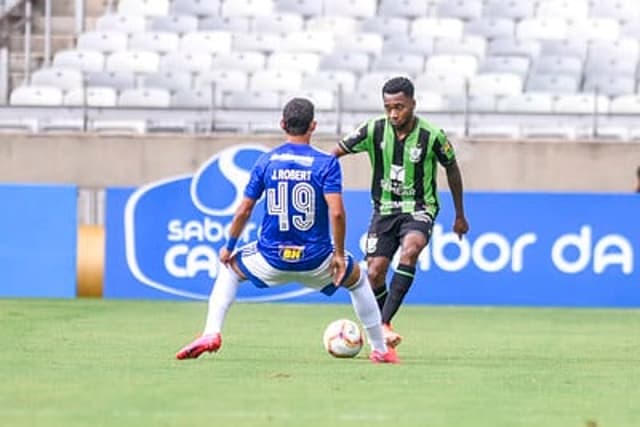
[333,76,470,349]
[176,98,397,363]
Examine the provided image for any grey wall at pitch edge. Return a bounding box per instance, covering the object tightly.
[0,133,637,192]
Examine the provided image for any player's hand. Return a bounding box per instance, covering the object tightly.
[331,254,347,286]
[219,247,232,266]
[453,216,469,240]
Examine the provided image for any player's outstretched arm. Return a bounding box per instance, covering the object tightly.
[445,160,469,240]
[220,196,256,265]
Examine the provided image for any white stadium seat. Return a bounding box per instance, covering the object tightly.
[468,73,523,96]
[142,71,193,92]
[496,93,554,113]
[334,33,383,57]
[488,37,541,59]
[253,13,304,34]
[536,0,588,19]
[414,72,468,95]
[280,89,335,110]
[118,88,172,108]
[180,31,232,54]
[129,32,180,54]
[273,0,322,17]
[371,53,424,75]
[223,90,280,109]
[221,0,274,17]
[10,86,64,106]
[172,88,214,108]
[484,0,535,20]
[411,18,464,39]
[161,51,213,73]
[306,16,359,35]
[583,75,636,98]
[433,35,487,60]
[319,52,370,74]
[341,91,380,112]
[249,69,303,92]
[172,0,220,16]
[425,54,478,78]
[118,0,170,16]
[383,34,434,56]
[360,17,410,38]
[565,19,620,42]
[85,70,137,90]
[53,49,104,72]
[267,52,321,74]
[96,14,146,33]
[211,51,266,73]
[150,15,199,33]
[324,0,377,19]
[464,18,515,40]
[358,71,408,93]
[436,0,483,20]
[609,95,640,114]
[199,16,251,32]
[232,32,283,53]
[64,87,118,107]
[196,70,249,93]
[106,50,160,73]
[553,94,610,114]
[479,56,530,78]
[532,56,582,76]
[31,67,84,91]
[526,73,580,93]
[378,0,429,18]
[302,70,357,94]
[516,18,567,41]
[77,31,128,53]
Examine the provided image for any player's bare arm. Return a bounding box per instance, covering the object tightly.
[220,196,256,266]
[331,145,347,158]
[445,159,469,240]
[324,192,347,285]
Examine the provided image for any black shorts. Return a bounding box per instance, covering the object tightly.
[365,212,434,259]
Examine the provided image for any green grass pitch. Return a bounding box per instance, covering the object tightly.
[1,299,639,427]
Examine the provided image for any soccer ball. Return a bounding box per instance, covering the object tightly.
[322,318,364,358]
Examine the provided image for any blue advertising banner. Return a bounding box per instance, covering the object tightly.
[0,184,77,298]
[104,144,639,307]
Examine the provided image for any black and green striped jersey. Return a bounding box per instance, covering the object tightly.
[338,116,456,217]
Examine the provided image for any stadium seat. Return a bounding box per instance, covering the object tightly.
[319,52,370,74]
[150,15,199,33]
[96,14,146,33]
[198,16,251,31]
[383,34,434,57]
[484,0,535,20]
[334,33,383,57]
[302,70,357,94]
[371,53,424,75]
[436,0,483,20]
[129,32,180,54]
[324,0,376,18]
[411,18,464,39]
[516,18,567,40]
[479,56,530,78]
[53,49,104,72]
[90,119,147,134]
[10,86,64,106]
[553,94,610,114]
[525,73,580,93]
[196,70,249,94]
[591,0,640,23]
[211,51,266,73]
[360,17,410,39]
[172,88,214,108]
[180,31,233,54]
[496,93,554,113]
[306,16,359,35]
[161,51,213,73]
[536,0,588,19]
[77,31,128,53]
[118,0,170,16]
[267,52,321,73]
[249,69,302,92]
[609,94,640,114]
[583,75,636,98]
[341,91,380,112]
[223,90,280,109]
[565,19,620,41]
[378,0,429,18]
[425,54,478,78]
[488,37,541,59]
[280,89,335,110]
[282,31,334,54]
[414,91,445,112]
[172,0,220,16]
[433,35,487,60]
[441,94,498,112]
[540,39,587,61]
[0,118,39,133]
[414,72,467,95]
[253,13,304,33]
[106,50,160,73]
[588,38,639,64]
[85,70,136,91]
[118,88,172,108]
[233,32,283,53]
[142,71,193,93]
[31,67,84,91]
[221,0,274,17]
[464,18,515,40]
[585,57,637,78]
[64,87,118,107]
[468,73,523,96]
[273,0,323,17]
[532,56,583,77]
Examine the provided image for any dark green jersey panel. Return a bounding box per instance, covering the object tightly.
[339,116,456,217]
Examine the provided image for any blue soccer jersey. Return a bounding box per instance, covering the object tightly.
[244,142,342,270]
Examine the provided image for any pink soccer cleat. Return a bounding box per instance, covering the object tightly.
[383,323,403,348]
[369,347,400,364]
[176,334,222,360]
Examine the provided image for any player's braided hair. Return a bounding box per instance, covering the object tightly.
[382,76,415,99]
[282,97,314,135]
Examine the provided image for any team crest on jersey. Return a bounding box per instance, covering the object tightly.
[279,245,305,262]
[409,146,423,163]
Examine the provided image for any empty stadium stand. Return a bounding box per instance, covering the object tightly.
[2,0,640,139]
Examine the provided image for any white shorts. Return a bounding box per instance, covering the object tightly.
[235,242,355,296]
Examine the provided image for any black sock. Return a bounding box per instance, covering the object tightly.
[382,264,416,325]
[373,285,388,313]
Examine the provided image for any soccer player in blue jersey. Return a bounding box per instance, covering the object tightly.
[176,98,398,363]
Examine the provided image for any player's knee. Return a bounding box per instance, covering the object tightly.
[343,263,362,289]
